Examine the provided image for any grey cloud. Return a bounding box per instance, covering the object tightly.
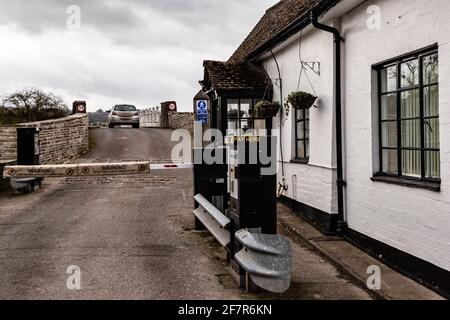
[0,0,277,111]
[0,0,144,34]
[0,0,266,49]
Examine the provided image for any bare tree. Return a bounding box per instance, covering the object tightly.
[0,88,70,124]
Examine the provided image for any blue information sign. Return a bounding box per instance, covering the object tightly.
[196,100,208,125]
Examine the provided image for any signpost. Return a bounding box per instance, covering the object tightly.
[196,100,208,125]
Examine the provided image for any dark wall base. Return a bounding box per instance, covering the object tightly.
[279,196,338,236]
[278,195,450,299]
[343,228,450,299]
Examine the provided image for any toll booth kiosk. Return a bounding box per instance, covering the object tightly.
[193,147,228,231]
[226,133,277,287]
[193,119,278,288]
[194,60,282,290]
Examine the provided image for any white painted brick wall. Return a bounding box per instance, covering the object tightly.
[342,0,450,272]
[262,24,338,215]
[257,0,450,272]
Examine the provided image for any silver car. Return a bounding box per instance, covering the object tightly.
[108,105,140,128]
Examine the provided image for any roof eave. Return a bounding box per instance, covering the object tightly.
[244,0,341,63]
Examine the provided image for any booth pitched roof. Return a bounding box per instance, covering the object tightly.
[201,60,270,92]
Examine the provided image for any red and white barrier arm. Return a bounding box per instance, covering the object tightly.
[149,163,193,170]
[3,162,194,178]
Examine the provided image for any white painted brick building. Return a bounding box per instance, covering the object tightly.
[212,0,450,296]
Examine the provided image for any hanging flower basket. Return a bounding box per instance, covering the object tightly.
[287,91,317,110]
[253,100,281,118]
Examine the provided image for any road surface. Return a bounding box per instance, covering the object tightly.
[0,128,247,299]
[0,127,371,300]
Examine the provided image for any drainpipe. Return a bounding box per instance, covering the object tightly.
[310,11,347,233]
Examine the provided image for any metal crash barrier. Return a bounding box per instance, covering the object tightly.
[193,194,230,247]
[192,136,294,294]
[235,229,292,294]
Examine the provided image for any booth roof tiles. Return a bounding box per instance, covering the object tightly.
[228,0,321,64]
[202,60,270,92]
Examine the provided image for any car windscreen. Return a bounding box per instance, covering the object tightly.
[115,105,137,112]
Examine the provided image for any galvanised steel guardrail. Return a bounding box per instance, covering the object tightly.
[235,229,292,293]
[193,194,231,247]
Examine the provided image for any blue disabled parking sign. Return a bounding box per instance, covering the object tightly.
[196,100,208,125]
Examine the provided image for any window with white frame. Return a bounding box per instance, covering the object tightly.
[376,47,440,182]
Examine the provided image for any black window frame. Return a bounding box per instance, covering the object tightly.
[294,108,310,162]
[226,98,257,132]
[374,45,440,188]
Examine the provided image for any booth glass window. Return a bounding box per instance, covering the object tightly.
[295,108,310,160]
[377,47,440,181]
[227,99,255,133]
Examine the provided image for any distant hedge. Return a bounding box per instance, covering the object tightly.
[0,88,70,124]
[0,106,70,124]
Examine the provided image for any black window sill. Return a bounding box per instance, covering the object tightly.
[291,158,310,165]
[371,174,441,192]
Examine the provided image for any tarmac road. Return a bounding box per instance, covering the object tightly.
[0,127,247,299]
[0,127,372,300]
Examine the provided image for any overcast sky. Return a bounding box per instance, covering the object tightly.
[0,0,277,111]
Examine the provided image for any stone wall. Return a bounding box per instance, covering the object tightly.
[168,112,194,132]
[0,126,17,160]
[16,114,89,165]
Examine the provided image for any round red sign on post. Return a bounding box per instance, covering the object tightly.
[72,101,87,114]
[77,104,86,113]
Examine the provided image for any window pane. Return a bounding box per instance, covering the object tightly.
[425,151,440,179]
[401,119,421,148]
[241,119,254,131]
[424,85,439,117]
[381,65,397,92]
[296,109,304,121]
[240,99,252,118]
[401,89,420,118]
[305,108,310,120]
[402,150,421,177]
[305,120,310,139]
[254,119,266,131]
[296,121,304,139]
[227,99,239,118]
[423,53,438,85]
[382,149,398,174]
[424,118,440,149]
[381,94,397,120]
[227,120,238,132]
[401,59,419,88]
[296,141,305,159]
[382,122,397,148]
